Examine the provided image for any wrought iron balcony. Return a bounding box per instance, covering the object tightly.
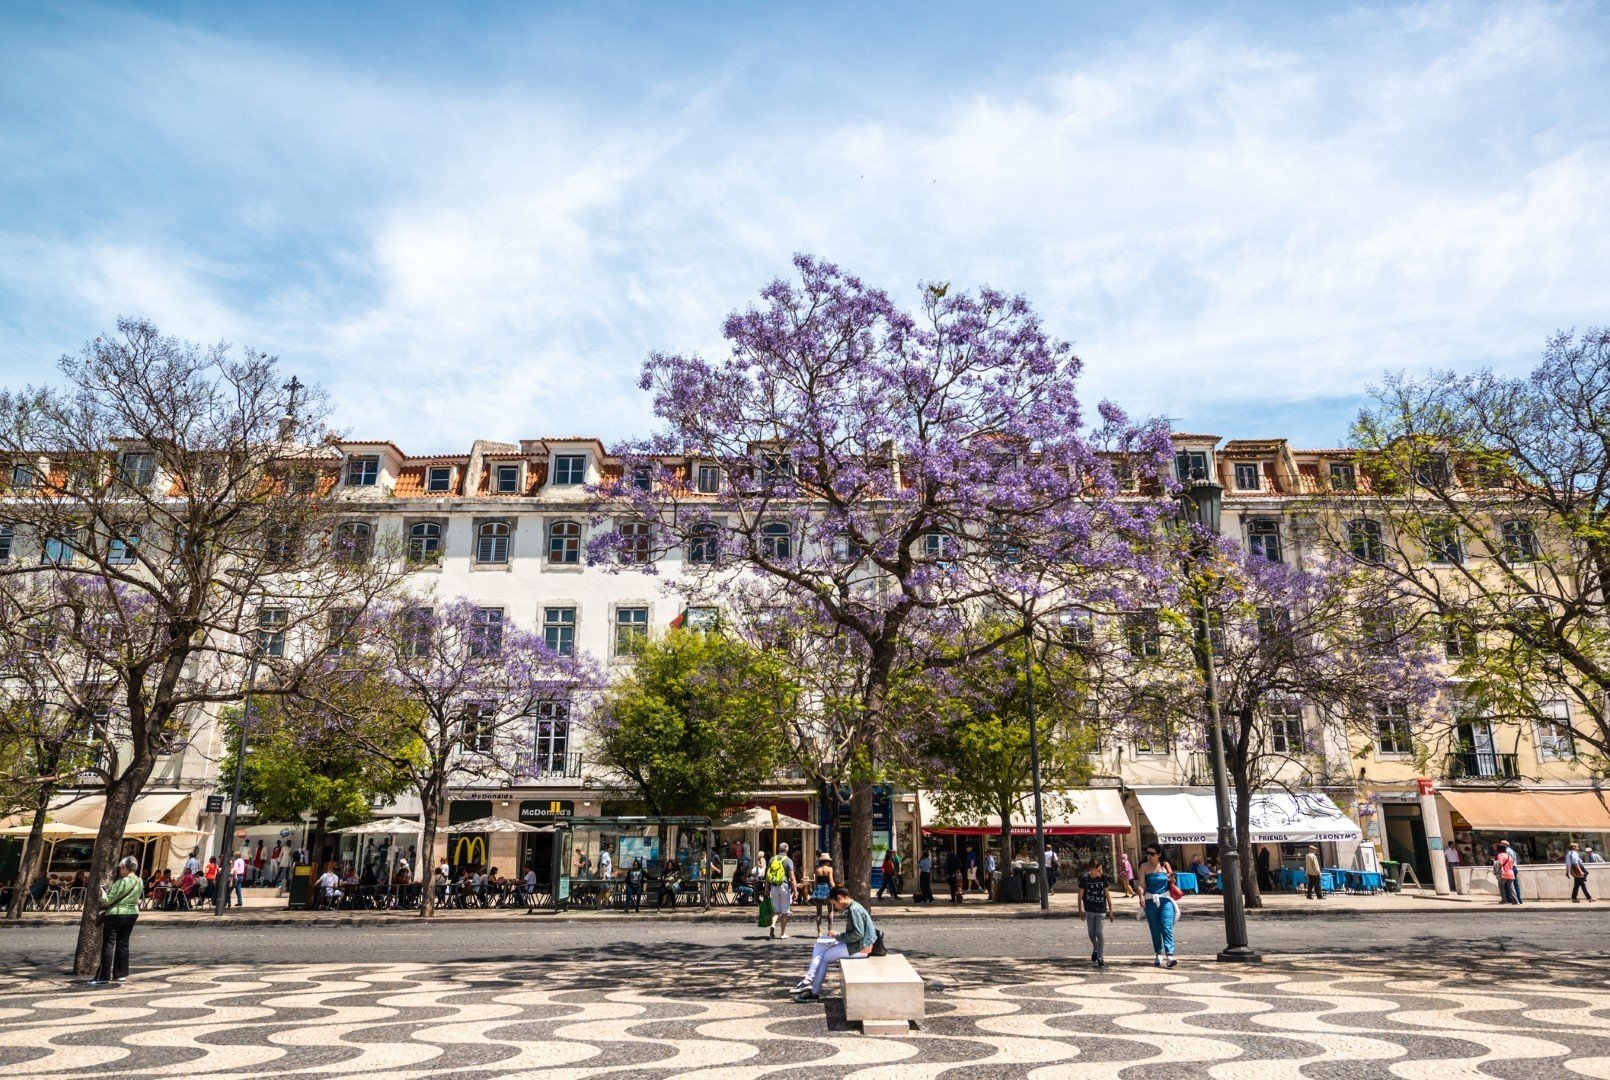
[516,752,585,781]
[1444,752,1519,781]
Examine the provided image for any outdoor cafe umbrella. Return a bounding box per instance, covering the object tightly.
[444,816,553,834]
[0,821,99,875]
[330,816,425,836]
[121,820,202,870]
[715,807,819,865]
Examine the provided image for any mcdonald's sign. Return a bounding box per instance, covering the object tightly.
[519,799,574,824]
[451,834,487,867]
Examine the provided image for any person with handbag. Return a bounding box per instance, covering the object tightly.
[790,885,880,1002]
[1138,846,1179,969]
[1565,842,1593,902]
[87,856,143,987]
[811,854,837,934]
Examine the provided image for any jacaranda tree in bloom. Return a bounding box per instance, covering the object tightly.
[295,597,600,917]
[1099,534,1444,906]
[590,255,1175,900]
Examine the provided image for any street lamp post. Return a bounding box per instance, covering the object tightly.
[1023,604,1050,912]
[1176,477,1259,963]
[215,651,260,916]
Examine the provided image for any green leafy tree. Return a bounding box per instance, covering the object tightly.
[891,624,1097,864]
[594,630,796,817]
[218,701,417,867]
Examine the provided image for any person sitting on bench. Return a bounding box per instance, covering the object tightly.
[790,886,878,1002]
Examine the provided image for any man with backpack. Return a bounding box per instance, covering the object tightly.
[767,843,797,939]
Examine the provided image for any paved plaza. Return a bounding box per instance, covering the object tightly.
[1,914,1607,1078]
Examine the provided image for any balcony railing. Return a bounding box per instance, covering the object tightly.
[1445,752,1519,781]
[516,752,585,781]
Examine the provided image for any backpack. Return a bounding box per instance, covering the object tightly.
[766,856,787,885]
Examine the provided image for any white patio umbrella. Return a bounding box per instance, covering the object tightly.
[330,816,425,836]
[0,821,99,875]
[716,807,819,832]
[121,821,202,839]
[444,816,553,834]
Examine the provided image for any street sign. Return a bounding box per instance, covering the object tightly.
[205,795,225,814]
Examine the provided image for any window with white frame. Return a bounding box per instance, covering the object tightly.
[618,520,652,565]
[630,464,652,492]
[264,522,299,566]
[284,466,318,495]
[1442,611,1478,660]
[831,533,864,562]
[326,608,358,656]
[494,464,521,494]
[1424,520,1463,565]
[552,454,586,486]
[257,608,288,657]
[1133,721,1170,755]
[1347,518,1385,563]
[401,607,432,657]
[1328,462,1356,490]
[1233,463,1261,490]
[107,525,140,566]
[346,455,379,487]
[688,522,719,565]
[1535,700,1576,760]
[475,520,510,564]
[407,522,442,564]
[695,464,721,494]
[1113,460,1137,492]
[1060,609,1094,646]
[0,523,12,562]
[1360,606,1398,653]
[760,521,792,560]
[547,519,582,564]
[426,466,453,493]
[41,528,81,565]
[1501,519,1539,563]
[118,452,155,489]
[534,700,570,770]
[9,462,36,490]
[1124,610,1161,659]
[1248,519,1282,562]
[335,520,373,563]
[614,606,648,656]
[921,530,958,565]
[543,606,576,656]
[1412,454,1449,489]
[1175,450,1208,482]
[1374,702,1412,756]
[470,607,504,656]
[684,606,719,631]
[460,702,495,755]
[1267,705,1306,755]
[759,451,793,488]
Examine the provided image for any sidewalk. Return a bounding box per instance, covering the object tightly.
[5,885,1603,927]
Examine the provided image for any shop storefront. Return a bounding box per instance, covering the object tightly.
[1134,788,1363,874]
[917,788,1132,872]
[1439,788,1610,898]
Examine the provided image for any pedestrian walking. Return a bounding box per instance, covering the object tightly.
[789,886,879,1003]
[983,850,997,898]
[227,851,246,908]
[964,847,981,893]
[1119,851,1136,898]
[597,846,613,881]
[890,849,904,896]
[876,852,897,899]
[1565,842,1594,902]
[767,843,797,939]
[1077,859,1114,968]
[1255,846,1273,893]
[811,854,836,934]
[1493,840,1521,904]
[87,856,143,987]
[1044,847,1060,894]
[916,851,934,903]
[1303,845,1324,900]
[1138,846,1179,968]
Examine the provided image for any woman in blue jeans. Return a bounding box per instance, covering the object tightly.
[1138,846,1179,968]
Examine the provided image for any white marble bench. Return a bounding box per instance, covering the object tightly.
[840,953,924,1035]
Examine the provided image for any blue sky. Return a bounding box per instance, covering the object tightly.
[2,1,1607,452]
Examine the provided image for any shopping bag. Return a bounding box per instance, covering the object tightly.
[757,895,774,928]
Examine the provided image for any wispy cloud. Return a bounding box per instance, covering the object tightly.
[1,1,1606,450]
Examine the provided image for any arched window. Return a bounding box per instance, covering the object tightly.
[619,520,652,565]
[1346,519,1384,563]
[688,522,719,565]
[476,520,510,564]
[335,521,373,563]
[407,522,442,564]
[547,519,581,564]
[760,521,792,561]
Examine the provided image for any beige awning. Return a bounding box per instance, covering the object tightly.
[918,789,1131,835]
[49,792,190,831]
[1442,789,1610,833]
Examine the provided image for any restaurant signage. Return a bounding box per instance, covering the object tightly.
[519,799,574,824]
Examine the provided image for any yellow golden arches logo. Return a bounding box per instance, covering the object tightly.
[452,835,486,866]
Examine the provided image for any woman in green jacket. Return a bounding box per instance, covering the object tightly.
[89,856,142,986]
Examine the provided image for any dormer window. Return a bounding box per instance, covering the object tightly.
[10,462,36,490]
[495,464,521,494]
[631,464,652,492]
[694,464,721,494]
[1329,463,1356,491]
[553,454,586,486]
[426,466,453,493]
[1175,450,1209,482]
[1412,454,1449,489]
[1233,463,1261,491]
[117,452,155,489]
[346,456,379,487]
[759,452,794,488]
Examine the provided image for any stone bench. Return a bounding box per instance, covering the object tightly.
[840,953,924,1035]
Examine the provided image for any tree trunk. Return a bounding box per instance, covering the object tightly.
[418,788,440,919]
[1231,762,1262,910]
[6,786,54,921]
[846,778,873,905]
[312,809,329,873]
[996,800,1014,901]
[73,762,151,977]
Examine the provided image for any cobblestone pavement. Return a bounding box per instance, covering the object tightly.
[2,947,1607,1079]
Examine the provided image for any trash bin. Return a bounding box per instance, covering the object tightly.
[1001,871,1024,903]
[989,869,1006,902]
[1022,867,1041,903]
